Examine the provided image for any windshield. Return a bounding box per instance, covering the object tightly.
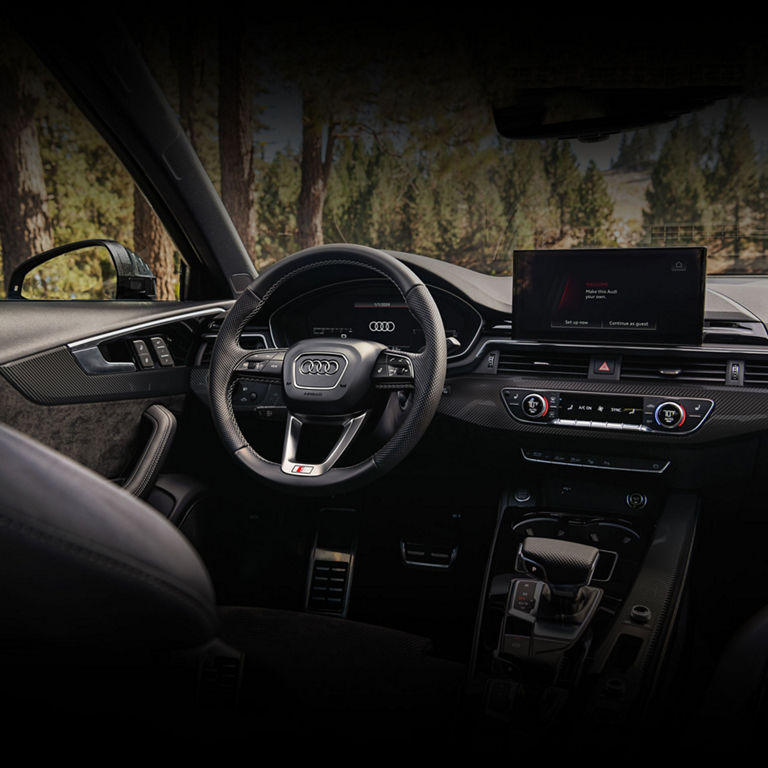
[3,25,767,296]
[157,30,768,277]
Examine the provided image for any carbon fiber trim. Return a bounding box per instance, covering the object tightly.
[439,374,768,444]
[1,346,189,405]
[520,537,599,585]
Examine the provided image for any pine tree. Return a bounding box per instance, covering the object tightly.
[324,137,375,245]
[574,160,615,246]
[255,147,300,269]
[498,141,554,249]
[0,39,53,295]
[612,128,657,171]
[545,140,581,240]
[709,100,758,259]
[219,26,259,259]
[750,150,768,255]
[643,118,708,244]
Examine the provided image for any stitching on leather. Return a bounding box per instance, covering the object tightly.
[123,406,175,498]
[137,407,174,497]
[0,508,218,634]
[122,409,160,494]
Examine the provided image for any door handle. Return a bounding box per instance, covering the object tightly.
[122,404,176,499]
[72,344,136,374]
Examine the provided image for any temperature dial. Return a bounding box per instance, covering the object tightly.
[521,393,549,419]
[654,401,686,429]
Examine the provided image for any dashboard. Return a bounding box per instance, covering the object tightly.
[248,250,768,485]
[5,248,768,490]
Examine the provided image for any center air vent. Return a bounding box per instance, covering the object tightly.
[621,356,727,384]
[497,352,590,378]
[744,361,768,387]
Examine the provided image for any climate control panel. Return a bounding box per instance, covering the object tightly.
[502,388,714,434]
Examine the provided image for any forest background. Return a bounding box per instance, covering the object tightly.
[2,26,768,300]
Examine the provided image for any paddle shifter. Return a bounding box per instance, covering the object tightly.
[497,537,603,666]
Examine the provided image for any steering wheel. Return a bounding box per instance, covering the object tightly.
[208,244,447,493]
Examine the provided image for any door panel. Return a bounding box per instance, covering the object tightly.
[0,375,182,479]
[0,300,228,478]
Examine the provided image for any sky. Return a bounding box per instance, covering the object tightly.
[256,90,768,172]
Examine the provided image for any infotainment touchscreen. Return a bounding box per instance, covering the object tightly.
[513,248,706,345]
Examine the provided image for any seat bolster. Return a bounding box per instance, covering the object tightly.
[0,423,218,653]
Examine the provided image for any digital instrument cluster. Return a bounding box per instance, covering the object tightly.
[269,279,483,357]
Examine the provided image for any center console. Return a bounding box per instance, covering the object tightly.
[467,486,698,750]
[457,248,718,748]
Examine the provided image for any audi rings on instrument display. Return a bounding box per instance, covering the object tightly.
[298,358,340,375]
[368,321,395,332]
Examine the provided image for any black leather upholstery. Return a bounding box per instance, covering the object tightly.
[0,421,464,748]
[690,607,768,749]
[0,423,218,653]
[122,403,177,498]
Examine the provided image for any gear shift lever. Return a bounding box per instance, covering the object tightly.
[519,537,599,614]
[496,537,603,667]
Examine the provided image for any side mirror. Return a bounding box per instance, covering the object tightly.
[6,239,157,301]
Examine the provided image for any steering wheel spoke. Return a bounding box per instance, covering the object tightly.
[281,411,369,477]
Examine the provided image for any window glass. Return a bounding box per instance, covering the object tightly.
[0,32,181,299]
[157,27,768,276]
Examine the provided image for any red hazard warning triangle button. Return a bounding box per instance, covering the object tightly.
[592,358,616,376]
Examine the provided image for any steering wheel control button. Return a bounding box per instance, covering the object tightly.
[263,359,284,375]
[372,352,414,382]
[521,393,549,419]
[654,402,686,429]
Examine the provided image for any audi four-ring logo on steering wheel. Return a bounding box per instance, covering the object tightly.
[369,321,396,332]
[298,359,340,375]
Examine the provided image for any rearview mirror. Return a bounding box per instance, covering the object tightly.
[6,239,157,301]
[492,86,739,141]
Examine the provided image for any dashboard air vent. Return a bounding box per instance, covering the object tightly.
[744,361,768,387]
[621,356,727,384]
[497,352,590,378]
[196,319,269,366]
